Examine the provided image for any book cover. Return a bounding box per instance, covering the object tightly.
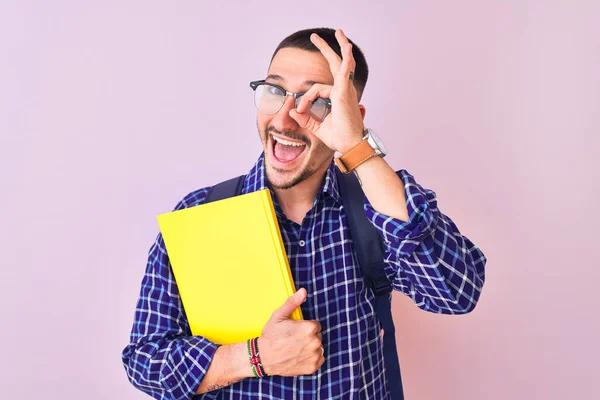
[157,189,302,345]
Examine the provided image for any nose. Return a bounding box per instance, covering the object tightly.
[270,94,299,132]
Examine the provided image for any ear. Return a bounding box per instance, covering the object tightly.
[358,104,367,120]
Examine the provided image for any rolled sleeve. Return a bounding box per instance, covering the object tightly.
[365,170,439,254]
[364,170,486,314]
[159,336,218,399]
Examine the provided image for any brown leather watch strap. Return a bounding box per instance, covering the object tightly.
[334,139,376,174]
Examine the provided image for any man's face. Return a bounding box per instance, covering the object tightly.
[257,48,335,190]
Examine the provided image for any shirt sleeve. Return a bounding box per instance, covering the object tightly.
[122,189,218,400]
[364,170,487,314]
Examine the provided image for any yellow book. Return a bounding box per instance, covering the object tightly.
[157,189,303,345]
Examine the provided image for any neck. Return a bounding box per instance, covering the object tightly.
[272,161,331,225]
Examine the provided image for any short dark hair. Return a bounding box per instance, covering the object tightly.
[270,28,369,99]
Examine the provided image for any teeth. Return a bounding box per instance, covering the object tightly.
[273,136,305,147]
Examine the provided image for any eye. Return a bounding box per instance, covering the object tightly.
[310,98,330,121]
[311,98,329,113]
[266,85,283,96]
[311,98,327,112]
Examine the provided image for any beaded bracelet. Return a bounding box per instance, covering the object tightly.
[246,337,268,378]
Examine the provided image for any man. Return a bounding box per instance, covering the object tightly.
[122,27,486,400]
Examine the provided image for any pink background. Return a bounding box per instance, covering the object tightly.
[2,1,599,399]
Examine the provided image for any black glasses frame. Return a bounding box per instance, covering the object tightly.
[249,80,332,122]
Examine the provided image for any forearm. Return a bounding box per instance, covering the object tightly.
[360,167,487,314]
[196,342,253,394]
[384,227,486,314]
[354,156,409,222]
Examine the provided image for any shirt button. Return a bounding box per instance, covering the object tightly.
[299,240,306,247]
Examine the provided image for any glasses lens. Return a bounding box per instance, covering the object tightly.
[254,84,285,114]
[310,98,330,121]
[295,94,329,122]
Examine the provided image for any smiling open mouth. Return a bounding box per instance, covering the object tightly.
[271,135,307,163]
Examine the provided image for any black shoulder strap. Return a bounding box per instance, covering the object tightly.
[335,168,404,400]
[334,169,391,296]
[206,175,246,203]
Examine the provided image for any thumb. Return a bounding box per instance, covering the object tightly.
[272,288,306,321]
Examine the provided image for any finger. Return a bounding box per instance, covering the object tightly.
[309,354,325,374]
[335,29,351,48]
[333,30,356,81]
[339,42,356,82]
[318,354,325,368]
[272,288,306,321]
[296,84,332,114]
[313,320,322,333]
[315,332,322,343]
[310,33,342,74]
[305,320,322,335]
[289,108,319,133]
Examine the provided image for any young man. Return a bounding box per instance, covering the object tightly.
[122,28,486,400]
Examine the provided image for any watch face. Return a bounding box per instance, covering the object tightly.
[366,129,387,156]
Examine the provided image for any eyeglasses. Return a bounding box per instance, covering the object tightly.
[249,80,332,122]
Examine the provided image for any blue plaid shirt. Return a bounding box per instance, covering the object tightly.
[122,154,486,400]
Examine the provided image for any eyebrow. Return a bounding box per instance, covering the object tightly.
[265,74,324,89]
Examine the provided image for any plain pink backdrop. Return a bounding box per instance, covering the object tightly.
[2,1,598,399]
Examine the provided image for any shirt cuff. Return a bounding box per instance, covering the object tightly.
[161,336,219,400]
[364,170,439,253]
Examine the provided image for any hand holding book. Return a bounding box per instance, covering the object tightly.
[258,288,325,376]
[196,288,324,394]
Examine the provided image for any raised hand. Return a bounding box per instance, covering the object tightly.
[289,29,365,154]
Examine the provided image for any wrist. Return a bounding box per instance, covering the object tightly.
[245,337,269,378]
[256,337,273,376]
[337,133,365,154]
[227,342,257,380]
[337,137,363,155]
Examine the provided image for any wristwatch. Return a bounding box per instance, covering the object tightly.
[334,128,387,174]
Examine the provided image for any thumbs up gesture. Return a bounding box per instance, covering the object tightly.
[258,288,325,376]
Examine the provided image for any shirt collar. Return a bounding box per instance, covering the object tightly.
[242,153,341,205]
[320,161,341,204]
[241,153,269,194]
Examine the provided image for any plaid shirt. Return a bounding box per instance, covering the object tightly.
[122,154,486,400]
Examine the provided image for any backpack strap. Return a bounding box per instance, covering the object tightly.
[335,168,405,400]
[334,169,391,295]
[206,175,246,202]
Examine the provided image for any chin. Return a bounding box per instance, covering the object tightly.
[262,139,332,190]
[266,165,302,190]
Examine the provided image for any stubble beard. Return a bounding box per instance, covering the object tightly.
[259,124,322,191]
[267,164,317,190]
